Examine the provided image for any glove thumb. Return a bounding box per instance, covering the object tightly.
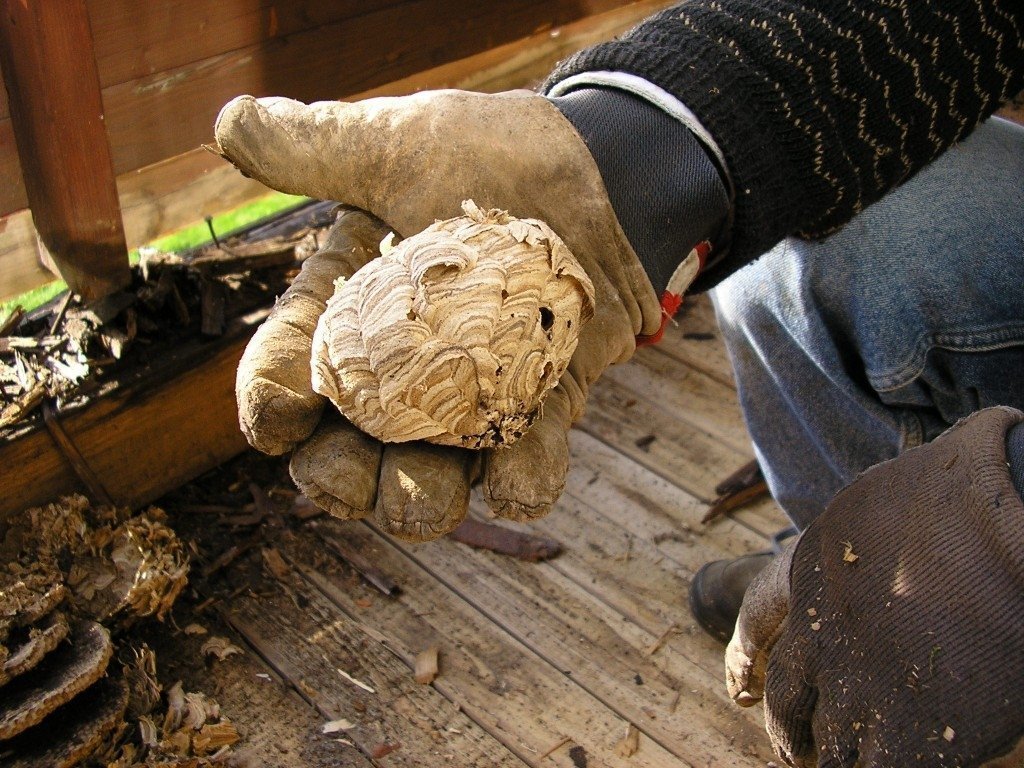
[725,535,797,706]
[214,95,377,207]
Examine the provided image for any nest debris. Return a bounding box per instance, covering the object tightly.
[0,494,239,767]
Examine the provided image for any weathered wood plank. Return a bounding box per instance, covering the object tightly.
[0,210,53,303]
[216,544,527,768]
[566,429,772,562]
[0,0,130,300]
[656,293,736,387]
[85,0,399,93]
[370,515,774,765]
[603,348,751,455]
[0,120,25,221]
[579,376,790,536]
[140,607,374,767]
[580,376,747,503]
[284,523,691,768]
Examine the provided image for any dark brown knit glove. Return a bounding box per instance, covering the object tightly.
[726,407,1024,767]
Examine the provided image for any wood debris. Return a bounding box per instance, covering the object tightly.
[260,547,291,580]
[321,718,355,734]
[615,723,640,757]
[0,201,337,439]
[413,646,439,685]
[842,541,860,563]
[702,459,769,524]
[538,735,572,760]
[336,668,376,693]
[200,636,243,662]
[644,623,678,657]
[448,518,562,562]
[371,742,401,759]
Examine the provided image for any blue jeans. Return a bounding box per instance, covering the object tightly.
[711,117,1024,530]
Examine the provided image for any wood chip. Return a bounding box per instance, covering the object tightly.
[842,541,860,563]
[201,636,243,662]
[261,547,291,580]
[371,742,400,759]
[539,735,571,760]
[615,723,640,757]
[322,718,355,734]
[644,623,678,656]
[414,646,439,685]
[448,518,562,562]
[943,726,955,742]
[336,668,375,693]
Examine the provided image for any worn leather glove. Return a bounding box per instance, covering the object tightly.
[725,407,1024,767]
[216,89,669,540]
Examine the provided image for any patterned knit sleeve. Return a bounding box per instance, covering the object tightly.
[544,0,1024,286]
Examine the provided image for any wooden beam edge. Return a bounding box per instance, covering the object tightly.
[0,318,260,521]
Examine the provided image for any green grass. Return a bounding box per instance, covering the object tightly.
[0,191,308,321]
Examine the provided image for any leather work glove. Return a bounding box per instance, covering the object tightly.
[725,407,1024,767]
[215,88,727,541]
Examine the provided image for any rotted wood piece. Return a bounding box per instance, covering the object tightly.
[448,518,563,562]
[702,459,769,524]
[0,307,25,337]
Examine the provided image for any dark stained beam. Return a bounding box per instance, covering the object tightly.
[0,0,130,300]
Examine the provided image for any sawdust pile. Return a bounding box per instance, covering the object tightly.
[0,494,238,767]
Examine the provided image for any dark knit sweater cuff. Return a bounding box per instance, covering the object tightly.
[546,86,730,295]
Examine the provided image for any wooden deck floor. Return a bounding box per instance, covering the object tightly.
[155,294,790,768]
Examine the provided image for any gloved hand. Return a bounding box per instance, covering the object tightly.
[216,89,666,540]
[725,407,1024,767]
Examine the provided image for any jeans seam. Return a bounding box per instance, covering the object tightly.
[870,323,1024,393]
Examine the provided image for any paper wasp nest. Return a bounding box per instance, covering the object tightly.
[311,201,595,448]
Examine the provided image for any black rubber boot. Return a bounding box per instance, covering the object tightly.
[688,551,775,643]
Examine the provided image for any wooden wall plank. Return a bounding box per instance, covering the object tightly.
[1,0,671,300]
[99,0,633,176]
[0,210,52,301]
[86,0,404,92]
[0,0,130,300]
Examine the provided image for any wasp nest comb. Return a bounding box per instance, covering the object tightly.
[312,201,595,448]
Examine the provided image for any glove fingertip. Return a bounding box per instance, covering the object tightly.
[289,413,382,518]
[375,443,473,542]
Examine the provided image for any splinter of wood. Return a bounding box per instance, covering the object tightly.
[448,518,562,562]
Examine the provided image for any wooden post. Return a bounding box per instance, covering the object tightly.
[0,0,130,301]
